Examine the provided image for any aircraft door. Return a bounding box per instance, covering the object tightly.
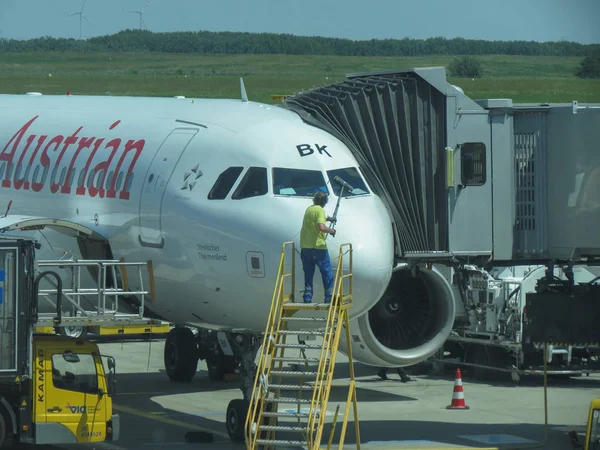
[139,128,198,247]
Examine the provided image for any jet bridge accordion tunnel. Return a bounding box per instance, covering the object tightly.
[282,67,600,368]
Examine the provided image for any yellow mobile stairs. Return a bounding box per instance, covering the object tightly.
[245,241,361,450]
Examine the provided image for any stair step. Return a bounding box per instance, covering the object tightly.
[256,439,307,446]
[281,316,329,322]
[265,397,311,404]
[259,425,307,432]
[262,411,310,418]
[275,343,322,349]
[269,384,314,391]
[271,371,318,377]
[283,303,332,311]
[272,357,319,363]
[278,330,326,336]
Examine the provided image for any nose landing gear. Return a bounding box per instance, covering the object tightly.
[226,398,249,442]
[163,327,268,443]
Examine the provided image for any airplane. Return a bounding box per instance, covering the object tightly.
[0,83,455,440]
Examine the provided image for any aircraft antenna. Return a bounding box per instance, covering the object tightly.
[66,0,92,39]
[240,78,248,102]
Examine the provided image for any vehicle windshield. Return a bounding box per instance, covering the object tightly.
[272,168,329,197]
[326,167,370,197]
[591,409,599,448]
[51,352,98,395]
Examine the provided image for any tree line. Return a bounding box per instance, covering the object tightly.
[0,30,598,57]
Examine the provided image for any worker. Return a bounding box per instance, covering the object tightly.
[300,191,337,304]
[378,366,412,382]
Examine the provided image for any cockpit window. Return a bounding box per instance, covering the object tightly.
[208,166,243,200]
[231,167,268,200]
[326,167,370,197]
[273,168,329,197]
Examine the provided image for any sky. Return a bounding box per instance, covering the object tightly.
[0,0,598,44]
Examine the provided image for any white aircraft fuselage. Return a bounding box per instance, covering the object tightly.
[0,94,394,332]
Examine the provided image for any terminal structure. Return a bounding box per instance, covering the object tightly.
[284,67,600,378]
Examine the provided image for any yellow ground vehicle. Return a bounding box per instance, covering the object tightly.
[570,398,600,450]
[26,334,118,445]
[583,398,600,450]
[0,239,118,446]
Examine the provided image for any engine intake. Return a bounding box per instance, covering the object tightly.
[339,264,455,367]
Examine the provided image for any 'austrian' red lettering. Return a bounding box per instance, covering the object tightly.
[0,116,145,200]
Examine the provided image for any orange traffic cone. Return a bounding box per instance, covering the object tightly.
[447,368,470,410]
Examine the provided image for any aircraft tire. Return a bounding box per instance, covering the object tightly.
[164,327,198,382]
[226,399,248,442]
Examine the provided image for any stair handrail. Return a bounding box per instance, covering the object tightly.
[306,243,353,449]
[245,241,295,448]
[313,272,350,448]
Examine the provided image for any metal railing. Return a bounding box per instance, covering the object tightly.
[306,242,357,450]
[36,258,155,323]
[245,241,295,448]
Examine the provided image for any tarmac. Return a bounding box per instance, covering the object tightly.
[53,336,596,450]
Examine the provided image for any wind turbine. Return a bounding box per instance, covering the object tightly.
[66,0,92,39]
[127,0,150,30]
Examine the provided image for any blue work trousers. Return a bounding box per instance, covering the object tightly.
[300,248,334,303]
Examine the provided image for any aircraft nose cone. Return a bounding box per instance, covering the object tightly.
[288,194,393,315]
[329,197,394,318]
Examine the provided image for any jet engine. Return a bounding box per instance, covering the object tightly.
[339,264,455,367]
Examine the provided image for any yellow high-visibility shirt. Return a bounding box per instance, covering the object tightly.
[300,205,327,250]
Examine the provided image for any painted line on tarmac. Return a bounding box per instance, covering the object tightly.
[113,404,230,439]
[151,412,225,418]
[365,442,499,450]
[459,434,537,445]
[117,391,180,396]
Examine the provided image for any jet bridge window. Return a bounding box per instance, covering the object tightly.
[51,353,98,395]
[124,172,134,193]
[208,166,244,200]
[77,169,86,188]
[272,168,329,197]
[326,167,370,197]
[232,167,268,200]
[106,171,114,190]
[86,170,95,189]
[461,142,487,186]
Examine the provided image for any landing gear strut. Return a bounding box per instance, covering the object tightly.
[164,327,199,382]
[203,331,238,382]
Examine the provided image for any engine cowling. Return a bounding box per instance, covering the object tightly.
[339,264,455,367]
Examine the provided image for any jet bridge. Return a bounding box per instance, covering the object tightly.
[283,67,600,265]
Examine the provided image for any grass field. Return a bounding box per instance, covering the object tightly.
[1,52,599,104]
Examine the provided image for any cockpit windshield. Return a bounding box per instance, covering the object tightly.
[326,167,370,197]
[272,168,329,197]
